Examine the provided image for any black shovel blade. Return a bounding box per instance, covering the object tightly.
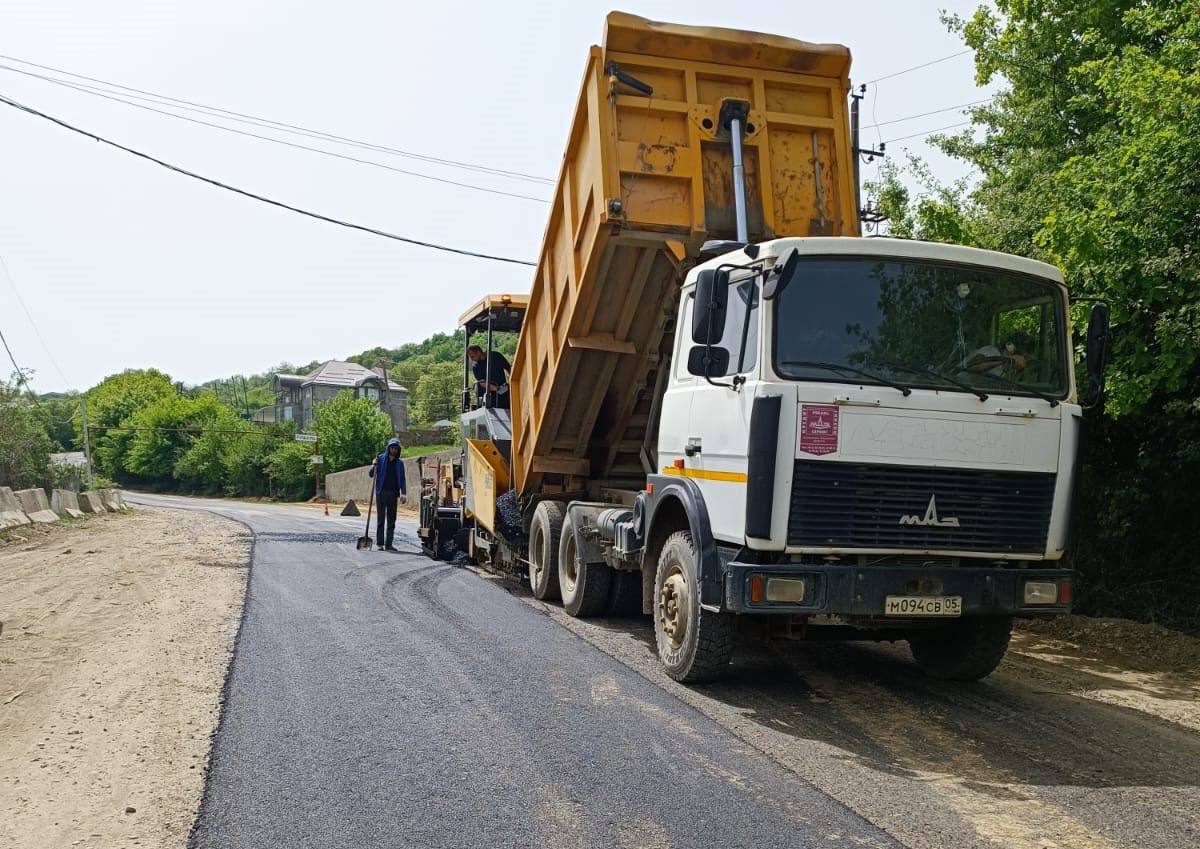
[356,536,374,550]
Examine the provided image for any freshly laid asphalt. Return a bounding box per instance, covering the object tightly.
[131,494,896,849]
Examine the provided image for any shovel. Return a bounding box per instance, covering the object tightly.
[356,487,375,550]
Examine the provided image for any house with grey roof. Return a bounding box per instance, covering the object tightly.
[273,361,408,433]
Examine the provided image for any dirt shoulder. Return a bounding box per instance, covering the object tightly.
[1010,615,1200,733]
[0,506,250,849]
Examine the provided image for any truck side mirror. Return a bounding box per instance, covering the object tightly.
[1084,303,1110,411]
[687,345,729,377]
[691,268,730,344]
[763,247,801,300]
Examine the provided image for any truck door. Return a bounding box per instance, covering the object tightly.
[683,276,761,543]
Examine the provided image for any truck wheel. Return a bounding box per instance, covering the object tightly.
[529,502,565,600]
[654,530,734,683]
[909,616,1013,681]
[558,512,612,617]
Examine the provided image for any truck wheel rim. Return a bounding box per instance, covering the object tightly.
[562,535,578,594]
[658,566,689,651]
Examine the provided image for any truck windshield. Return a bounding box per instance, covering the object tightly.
[772,257,1068,399]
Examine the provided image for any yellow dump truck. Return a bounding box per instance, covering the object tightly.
[419,13,1109,683]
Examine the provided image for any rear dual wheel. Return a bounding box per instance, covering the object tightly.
[559,512,612,617]
[528,502,564,600]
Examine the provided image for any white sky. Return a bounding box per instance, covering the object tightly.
[0,0,996,393]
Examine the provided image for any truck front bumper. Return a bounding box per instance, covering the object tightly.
[722,561,1072,618]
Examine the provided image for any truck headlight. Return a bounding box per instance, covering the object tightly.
[765,577,806,603]
[1023,580,1058,605]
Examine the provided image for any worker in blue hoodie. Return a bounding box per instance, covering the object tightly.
[368,437,406,551]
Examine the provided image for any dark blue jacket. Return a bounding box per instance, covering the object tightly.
[368,440,406,495]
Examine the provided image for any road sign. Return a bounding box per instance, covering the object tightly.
[309,455,324,465]
[295,433,319,443]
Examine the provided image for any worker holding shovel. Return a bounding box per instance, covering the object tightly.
[368,437,406,552]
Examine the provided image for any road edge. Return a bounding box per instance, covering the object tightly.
[179,507,257,849]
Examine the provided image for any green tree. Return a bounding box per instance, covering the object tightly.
[0,381,53,489]
[940,0,1200,414]
[313,390,394,473]
[409,361,463,427]
[867,157,977,246]
[120,392,234,490]
[172,396,244,492]
[83,369,176,480]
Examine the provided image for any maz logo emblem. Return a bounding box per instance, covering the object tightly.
[899,495,960,528]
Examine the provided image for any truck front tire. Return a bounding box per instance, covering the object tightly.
[653,530,734,683]
[908,616,1013,681]
[529,501,564,600]
[558,512,612,617]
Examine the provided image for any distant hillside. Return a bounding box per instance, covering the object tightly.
[200,329,517,427]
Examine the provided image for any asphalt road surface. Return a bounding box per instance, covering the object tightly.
[130,494,1200,849]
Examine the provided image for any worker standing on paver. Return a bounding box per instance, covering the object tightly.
[467,344,511,409]
[368,437,406,551]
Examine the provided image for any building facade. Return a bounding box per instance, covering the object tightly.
[273,361,408,433]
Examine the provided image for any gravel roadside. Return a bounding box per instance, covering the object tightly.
[0,506,250,849]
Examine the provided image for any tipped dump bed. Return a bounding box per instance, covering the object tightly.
[510,12,858,497]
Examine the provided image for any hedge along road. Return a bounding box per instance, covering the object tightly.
[128,493,1200,849]
[127,493,895,849]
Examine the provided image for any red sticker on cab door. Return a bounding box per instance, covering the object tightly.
[799,404,839,456]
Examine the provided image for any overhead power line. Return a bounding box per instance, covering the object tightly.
[0,52,996,199]
[882,120,974,145]
[862,49,972,86]
[0,52,555,185]
[0,93,537,267]
[0,64,550,204]
[860,98,991,130]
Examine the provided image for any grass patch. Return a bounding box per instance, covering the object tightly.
[401,443,457,458]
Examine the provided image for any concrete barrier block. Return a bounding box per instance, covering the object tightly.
[97,487,131,512]
[0,486,32,528]
[51,488,86,519]
[78,491,108,514]
[15,488,59,523]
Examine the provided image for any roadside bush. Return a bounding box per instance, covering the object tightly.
[265,441,314,500]
[220,432,277,498]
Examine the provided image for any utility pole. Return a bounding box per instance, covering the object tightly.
[316,437,327,516]
[80,395,94,490]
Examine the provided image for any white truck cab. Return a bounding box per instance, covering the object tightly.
[662,236,1078,558]
[632,236,1101,682]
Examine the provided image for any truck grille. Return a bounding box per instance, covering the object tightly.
[787,460,1056,554]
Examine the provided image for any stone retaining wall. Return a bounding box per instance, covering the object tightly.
[324,450,459,503]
